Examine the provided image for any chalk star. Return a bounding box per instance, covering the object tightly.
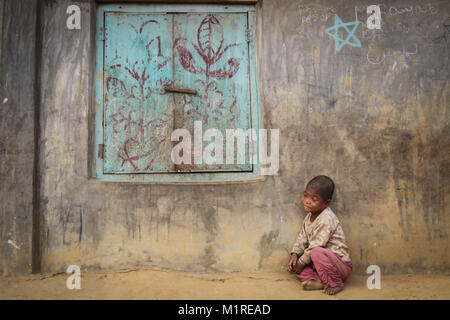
[325,14,361,51]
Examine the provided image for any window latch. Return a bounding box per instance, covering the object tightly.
[164,86,197,95]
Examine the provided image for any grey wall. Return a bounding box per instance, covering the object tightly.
[0,0,38,275]
[1,0,449,276]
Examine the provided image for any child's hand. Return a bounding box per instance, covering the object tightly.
[286,253,298,272]
[293,261,305,273]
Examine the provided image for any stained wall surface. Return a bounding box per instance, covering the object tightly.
[0,0,448,275]
[0,0,38,275]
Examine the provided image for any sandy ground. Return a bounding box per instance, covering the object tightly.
[0,268,449,300]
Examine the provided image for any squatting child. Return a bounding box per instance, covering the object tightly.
[287,175,352,295]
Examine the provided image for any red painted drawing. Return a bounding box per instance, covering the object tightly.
[174,14,240,125]
[106,19,172,171]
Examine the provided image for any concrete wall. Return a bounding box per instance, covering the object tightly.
[0,0,38,275]
[0,0,449,275]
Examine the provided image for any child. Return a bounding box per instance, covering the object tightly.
[286,175,352,295]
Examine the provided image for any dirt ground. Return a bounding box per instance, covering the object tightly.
[0,268,449,300]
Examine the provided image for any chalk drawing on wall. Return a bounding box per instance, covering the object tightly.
[325,14,361,51]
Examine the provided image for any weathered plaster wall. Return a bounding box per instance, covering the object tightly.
[0,0,38,275]
[0,0,448,275]
[261,0,449,273]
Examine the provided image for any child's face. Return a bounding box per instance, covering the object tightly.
[301,187,330,215]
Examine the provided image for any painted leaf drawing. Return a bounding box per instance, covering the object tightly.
[196,14,223,63]
[174,14,242,125]
[104,15,173,172]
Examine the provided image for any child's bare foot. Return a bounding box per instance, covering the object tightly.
[302,279,324,290]
[323,286,344,295]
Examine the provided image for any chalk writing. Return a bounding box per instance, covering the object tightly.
[297,6,337,25]
[379,4,438,18]
[366,44,418,66]
[360,23,387,41]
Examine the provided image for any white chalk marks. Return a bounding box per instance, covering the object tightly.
[366,43,418,66]
[298,2,441,59]
[383,4,438,17]
[7,240,21,249]
[297,5,336,25]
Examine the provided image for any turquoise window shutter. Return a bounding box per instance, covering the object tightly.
[104,13,175,173]
[96,4,261,181]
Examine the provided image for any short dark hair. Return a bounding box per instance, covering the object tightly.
[306,175,335,201]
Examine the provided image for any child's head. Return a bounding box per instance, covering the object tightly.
[301,175,335,214]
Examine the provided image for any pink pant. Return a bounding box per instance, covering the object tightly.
[296,247,352,288]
